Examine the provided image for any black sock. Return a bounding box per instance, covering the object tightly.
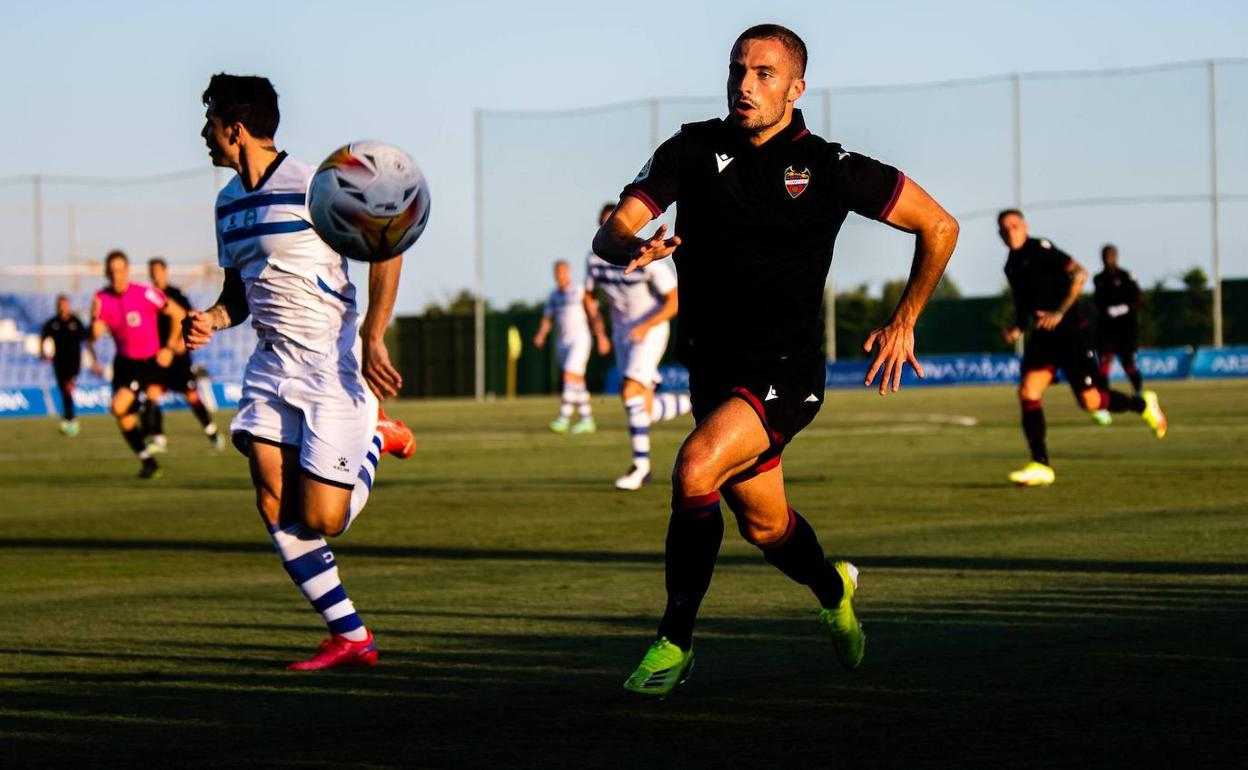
[657,493,724,651]
[59,385,75,421]
[189,400,213,429]
[760,509,843,608]
[1107,390,1145,414]
[1022,400,1048,465]
[121,426,150,458]
[1124,365,1143,394]
[150,403,164,435]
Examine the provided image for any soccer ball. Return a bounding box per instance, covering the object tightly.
[308,141,431,262]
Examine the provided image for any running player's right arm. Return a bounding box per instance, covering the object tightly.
[533,311,552,349]
[593,134,683,271]
[89,295,108,342]
[184,268,248,351]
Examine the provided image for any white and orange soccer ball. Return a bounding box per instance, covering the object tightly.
[308,140,431,262]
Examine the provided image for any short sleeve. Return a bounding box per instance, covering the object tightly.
[1038,239,1073,276]
[829,147,905,221]
[144,286,167,310]
[41,320,53,339]
[621,131,682,217]
[543,291,556,318]
[645,261,677,296]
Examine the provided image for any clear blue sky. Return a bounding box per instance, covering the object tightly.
[1,0,1246,311]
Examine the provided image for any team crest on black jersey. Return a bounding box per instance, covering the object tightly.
[784,166,810,199]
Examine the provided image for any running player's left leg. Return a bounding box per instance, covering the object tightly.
[554,336,595,434]
[1066,333,1165,438]
[172,356,225,449]
[615,322,670,490]
[722,462,864,669]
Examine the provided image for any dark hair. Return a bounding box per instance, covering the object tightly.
[600,202,615,217]
[735,24,808,76]
[997,208,1024,225]
[1101,243,1117,257]
[105,249,128,265]
[202,73,280,139]
[148,257,168,269]
[56,293,69,302]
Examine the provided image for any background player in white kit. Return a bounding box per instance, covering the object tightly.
[533,259,609,433]
[184,74,415,671]
[587,204,692,490]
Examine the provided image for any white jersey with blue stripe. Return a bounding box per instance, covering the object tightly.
[544,284,590,342]
[215,153,360,373]
[585,252,677,333]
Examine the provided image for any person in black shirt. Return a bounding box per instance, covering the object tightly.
[40,294,102,435]
[998,210,1166,488]
[594,24,959,696]
[1092,244,1144,394]
[146,258,224,450]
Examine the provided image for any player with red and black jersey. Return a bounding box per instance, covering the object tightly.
[999,211,1166,488]
[1092,244,1144,394]
[594,24,959,696]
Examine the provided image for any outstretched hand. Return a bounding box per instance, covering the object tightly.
[863,319,924,396]
[624,224,681,274]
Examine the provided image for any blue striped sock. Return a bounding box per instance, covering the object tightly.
[625,395,651,471]
[269,522,367,641]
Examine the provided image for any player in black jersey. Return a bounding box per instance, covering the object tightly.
[594,24,959,696]
[998,211,1166,487]
[146,258,224,451]
[40,294,102,436]
[1092,244,1144,394]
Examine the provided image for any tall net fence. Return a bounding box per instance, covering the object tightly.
[478,60,1248,340]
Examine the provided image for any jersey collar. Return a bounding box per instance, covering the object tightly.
[242,151,288,193]
[725,108,809,153]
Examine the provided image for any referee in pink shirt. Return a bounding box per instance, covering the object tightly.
[90,250,186,479]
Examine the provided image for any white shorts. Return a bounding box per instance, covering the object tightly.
[614,321,669,387]
[558,333,592,377]
[230,350,377,490]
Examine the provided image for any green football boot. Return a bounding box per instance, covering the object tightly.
[569,418,597,434]
[549,416,571,434]
[817,560,866,670]
[623,637,695,697]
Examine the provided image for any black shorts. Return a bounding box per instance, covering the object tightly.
[688,360,825,481]
[53,361,80,388]
[1023,324,1104,395]
[159,354,197,393]
[111,355,157,394]
[1096,319,1138,357]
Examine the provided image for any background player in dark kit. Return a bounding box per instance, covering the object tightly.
[40,294,102,435]
[1093,244,1144,394]
[999,211,1166,488]
[594,24,959,695]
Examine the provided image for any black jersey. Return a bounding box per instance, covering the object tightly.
[40,314,87,371]
[1092,268,1140,324]
[620,109,903,370]
[1004,237,1080,330]
[156,284,192,343]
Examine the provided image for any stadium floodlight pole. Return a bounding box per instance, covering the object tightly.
[1011,72,1025,357]
[823,88,836,363]
[68,204,78,292]
[1209,59,1223,348]
[473,108,486,400]
[32,174,44,293]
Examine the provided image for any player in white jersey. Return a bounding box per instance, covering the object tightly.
[533,259,609,433]
[184,74,416,671]
[587,204,692,490]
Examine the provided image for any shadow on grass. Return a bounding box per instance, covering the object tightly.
[2,538,1246,576]
[2,577,1247,768]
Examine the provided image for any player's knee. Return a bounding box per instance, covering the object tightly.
[1078,389,1101,412]
[1018,385,1041,403]
[303,505,349,538]
[672,450,718,497]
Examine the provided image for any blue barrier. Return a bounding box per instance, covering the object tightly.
[1104,347,1194,381]
[1,380,243,419]
[1191,346,1248,378]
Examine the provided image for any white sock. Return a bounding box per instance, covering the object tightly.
[624,395,650,471]
[650,392,692,423]
[559,383,575,419]
[569,381,592,420]
[339,428,383,536]
[270,522,368,641]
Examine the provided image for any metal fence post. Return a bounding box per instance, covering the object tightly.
[474,109,486,399]
[1209,59,1223,348]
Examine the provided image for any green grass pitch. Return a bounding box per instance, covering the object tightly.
[1,380,1245,768]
